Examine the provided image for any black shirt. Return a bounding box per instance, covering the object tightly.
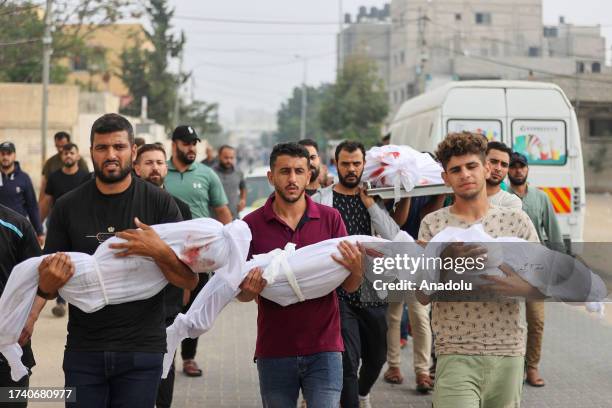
[44,177,182,353]
[0,204,41,368]
[45,168,91,203]
[332,191,386,308]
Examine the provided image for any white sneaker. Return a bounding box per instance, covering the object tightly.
[358,394,372,408]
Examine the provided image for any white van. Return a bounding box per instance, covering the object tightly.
[390,80,585,245]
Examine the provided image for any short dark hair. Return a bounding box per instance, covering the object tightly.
[90,113,134,146]
[134,137,146,147]
[269,142,310,169]
[54,131,71,142]
[218,145,234,155]
[298,138,319,153]
[335,140,366,163]
[435,132,487,170]
[135,143,166,164]
[61,143,78,152]
[382,133,391,142]
[486,141,512,159]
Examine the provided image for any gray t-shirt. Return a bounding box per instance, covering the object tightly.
[213,165,245,219]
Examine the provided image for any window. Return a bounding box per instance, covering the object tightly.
[592,62,601,73]
[589,118,612,137]
[406,83,414,98]
[400,51,405,64]
[577,62,585,73]
[511,120,567,165]
[543,27,558,38]
[475,12,491,25]
[72,55,88,71]
[400,89,406,101]
[528,47,541,57]
[455,13,462,21]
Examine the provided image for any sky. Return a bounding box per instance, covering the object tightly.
[167,0,612,124]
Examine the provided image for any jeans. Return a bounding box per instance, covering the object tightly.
[156,354,175,408]
[340,300,388,408]
[63,351,163,408]
[181,274,208,360]
[400,303,409,340]
[0,361,29,408]
[256,352,342,408]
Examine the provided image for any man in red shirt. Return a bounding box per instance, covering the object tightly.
[238,142,364,407]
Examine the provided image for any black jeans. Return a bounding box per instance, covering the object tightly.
[339,300,388,408]
[0,361,29,408]
[156,354,175,408]
[63,351,163,408]
[181,274,208,360]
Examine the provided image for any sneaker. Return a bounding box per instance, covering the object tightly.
[52,303,66,317]
[358,394,372,408]
[400,338,408,349]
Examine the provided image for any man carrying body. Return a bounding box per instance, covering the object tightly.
[312,140,406,406]
[417,132,542,408]
[164,125,232,377]
[485,141,522,209]
[133,143,192,407]
[39,113,198,408]
[237,142,364,408]
[213,145,246,219]
[0,142,44,244]
[39,131,89,203]
[508,151,564,388]
[0,204,46,407]
[39,142,91,317]
[298,139,322,196]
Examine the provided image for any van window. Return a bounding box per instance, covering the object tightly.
[447,119,502,141]
[511,120,567,165]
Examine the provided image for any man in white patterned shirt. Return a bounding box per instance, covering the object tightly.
[417,132,542,408]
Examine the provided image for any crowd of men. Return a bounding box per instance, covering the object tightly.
[0,112,565,408]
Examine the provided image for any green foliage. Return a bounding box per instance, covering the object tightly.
[274,84,332,146]
[319,55,389,147]
[180,100,222,141]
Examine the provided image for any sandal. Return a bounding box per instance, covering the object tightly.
[416,372,433,394]
[183,359,203,377]
[383,367,404,384]
[525,367,545,387]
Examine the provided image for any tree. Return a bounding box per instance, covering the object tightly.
[274,84,332,145]
[0,0,131,83]
[320,55,389,146]
[119,0,185,129]
[180,100,223,143]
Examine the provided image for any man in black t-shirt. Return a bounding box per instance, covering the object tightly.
[134,143,192,408]
[39,142,91,317]
[39,114,198,408]
[0,204,46,407]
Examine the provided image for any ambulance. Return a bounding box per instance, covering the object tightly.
[389,80,586,246]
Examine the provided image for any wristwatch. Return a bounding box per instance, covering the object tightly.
[36,286,55,300]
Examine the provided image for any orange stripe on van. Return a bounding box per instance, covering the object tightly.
[539,187,571,214]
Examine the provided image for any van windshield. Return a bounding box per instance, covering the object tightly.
[511,120,567,165]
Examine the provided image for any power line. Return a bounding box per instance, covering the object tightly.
[174,15,343,26]
[0,38,40,46]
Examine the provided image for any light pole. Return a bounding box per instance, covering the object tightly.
[296,55,308,140]
[41,0,53,167]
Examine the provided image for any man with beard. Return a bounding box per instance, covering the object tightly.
[312,140,404,408]
[134,143,192,408]
[508,151,564,388]
[237,142,364,408]
[41,113,198,407]
[298,139,322,196]
[485,141,522,209]
[417,132,542,408]
[213,145,246,219]
[164,125,231,377]
[39,143,91,317]
[0,142,44,243]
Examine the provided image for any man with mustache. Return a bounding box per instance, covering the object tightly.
[298,139,322,196]
[213,145,247,219]
[134,143,192,408]
[312,140,404,408]
[41,113,198,407]
[39,142,91,318]
[164,125,232,377]
[485,141,522,209]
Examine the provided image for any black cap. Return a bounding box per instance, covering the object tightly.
[510,152,528,166]
[0,141,15,153]
[172,125,200,143]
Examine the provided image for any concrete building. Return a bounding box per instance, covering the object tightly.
[338,5,392,89]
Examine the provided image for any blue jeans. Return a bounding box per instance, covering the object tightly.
[400,303,409,340]
[256,352,342,408]
[63,351,163,408]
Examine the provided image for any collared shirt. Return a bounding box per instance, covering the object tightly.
[42,153,89,178]
[165,159,228,219]
[511,184,564,248]
[243,194,348,358]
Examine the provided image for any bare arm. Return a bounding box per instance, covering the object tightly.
[238,188,247,213]
[38,177,48,202]
[39,193,52,223]
[332,241,364,293]
[214,205,233,225]
[390,197,411,226]
[19,296,47,346]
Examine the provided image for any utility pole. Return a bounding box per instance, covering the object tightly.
[41,0,52,167]
[173,50,184,129]
[338,0,344,77]
[416,8,429,95]
[300,57,308,139]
